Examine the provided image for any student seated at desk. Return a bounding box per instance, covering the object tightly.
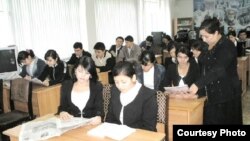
[164,42,177,70]
[165,45,199,98]
[106,61,157,131]
[58,56,103,125]
[136,50,166,91]
[18,49,46,80]
[92,42,115,73]
[67,42,92,65]
[38,50,66,86]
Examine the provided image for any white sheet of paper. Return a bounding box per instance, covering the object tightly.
[87,122,136,141]
[164,85,189,94]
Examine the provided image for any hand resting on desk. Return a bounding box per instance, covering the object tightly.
[59,111,101,125]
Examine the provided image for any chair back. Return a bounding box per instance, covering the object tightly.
[98,72,109,85]
[156,91,169,140]
[102,84,112,121]
[10,78,34,119]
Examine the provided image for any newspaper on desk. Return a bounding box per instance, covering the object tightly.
[19,117,91,141]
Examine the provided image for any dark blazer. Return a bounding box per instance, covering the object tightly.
[67,51,92,65]
[57,80,104,119]
[38,61,66,86]
[136,63,166,91]
[108,45,123,57]
[164,57,176,70]
[165,60,200,87]
[195,36,241,104]
[106,85,157,131]
[19,58,46,78]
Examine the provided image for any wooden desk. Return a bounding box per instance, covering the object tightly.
[168,97,206,141]
[237,56,248,94]
[245,53,250,86]
[3,83,61,116]
[3,115,165,141]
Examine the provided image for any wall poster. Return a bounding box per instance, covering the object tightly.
[193,0,250,34]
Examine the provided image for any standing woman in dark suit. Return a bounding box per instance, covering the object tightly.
[189,18,242,124]
[58,56,103,125]
[106,61,157,131]
[38,49,66,86]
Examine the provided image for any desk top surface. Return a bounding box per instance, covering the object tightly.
[237,56,248,61]
[3,114,165,141]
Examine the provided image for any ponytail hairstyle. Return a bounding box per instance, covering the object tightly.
[112,61,136,79]
[200,17,221,34]
[44,49,61,64]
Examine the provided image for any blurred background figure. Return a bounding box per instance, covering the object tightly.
[38,49,66,86]
[18,49,46,80]
[109,36,124,58]
[92,42,115,73]
[139,35,154,51]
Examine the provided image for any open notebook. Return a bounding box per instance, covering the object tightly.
[87,122,136,141]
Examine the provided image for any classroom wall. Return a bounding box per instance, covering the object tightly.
[174,0,193,18]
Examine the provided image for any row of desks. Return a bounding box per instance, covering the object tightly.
[237,55,250,95]
[3,84,206,141]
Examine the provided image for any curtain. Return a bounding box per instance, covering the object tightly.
[0,0,14,47]
[139,0,172,40]
[94,0,138,48]
[94,0,172,48]
[7,0,87,59]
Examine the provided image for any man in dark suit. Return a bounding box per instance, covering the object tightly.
[108,36,124,58]
[67,42,91,65]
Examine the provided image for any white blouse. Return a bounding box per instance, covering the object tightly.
[71,90,90,116]
[143,66,154,89]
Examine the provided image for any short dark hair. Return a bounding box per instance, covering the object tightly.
[167,42,178,52]
[146,36,153,43]
[94,42,106,51]
[73,42,83,49]
[17,49,35,64]
[162,34,172,41]
[44,49,61,64]
[200,17,221,34]
[125,35,134,42]
[238,29,247,37]
[175,44,191,58]
[140,50,156,65]
[116,36,124,41]
[191,40,205,52]
[227,31,236,37]
[72,56,98,82]
[112,61,136,79]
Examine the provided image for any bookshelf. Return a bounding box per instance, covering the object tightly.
[173,17,193,36]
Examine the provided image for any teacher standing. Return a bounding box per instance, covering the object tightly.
[189,18,242,124]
